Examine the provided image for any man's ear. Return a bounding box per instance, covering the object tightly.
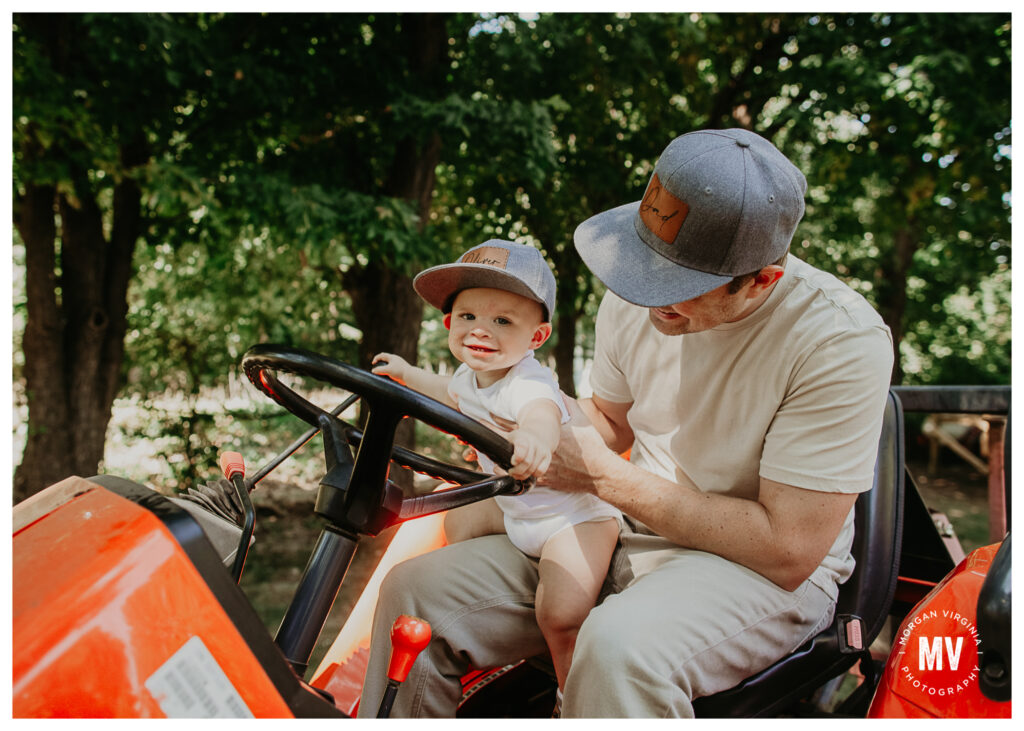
[752,265,784,290]
[529,322,553,350]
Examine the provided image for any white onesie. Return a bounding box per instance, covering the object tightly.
[447,351,622,557]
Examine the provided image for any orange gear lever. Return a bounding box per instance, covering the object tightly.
[377,615,432,717]
[219,451,246,480]
[387,615,432,682]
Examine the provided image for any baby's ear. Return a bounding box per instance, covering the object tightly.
[530,322,553,350]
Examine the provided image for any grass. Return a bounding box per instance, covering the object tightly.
[906,457,995,554]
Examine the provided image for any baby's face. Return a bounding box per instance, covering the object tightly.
[448,288,548,379]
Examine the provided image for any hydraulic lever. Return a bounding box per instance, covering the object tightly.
[376,615,432,718]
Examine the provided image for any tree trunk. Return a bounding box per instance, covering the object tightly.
[14,182,73,501]
[552,311,578,398]
[344,127,440,491]
[346,262,424,373]
[877,226,917,385]
[343,261,426,495]
[548,247,583,398]
[13,174,143,503]
[341,13,448,491]
[13,15,147,503]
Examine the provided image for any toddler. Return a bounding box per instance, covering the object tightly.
[372,239,620,701]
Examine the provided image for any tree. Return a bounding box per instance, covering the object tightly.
[14,13,570,495]
[12,14,208,500]
[148,12,565,485]
[439,13,714,394]
[205,14,457,484]
[765,13,1012,384]
[389,11,1012,390]
[485,12,1012,388]
[12,13,460,497]
[14,12,1010,501]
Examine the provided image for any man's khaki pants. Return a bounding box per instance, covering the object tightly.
[357,525,836,718]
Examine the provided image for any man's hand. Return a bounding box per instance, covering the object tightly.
[371,352,410,384]
[541,396,617,494]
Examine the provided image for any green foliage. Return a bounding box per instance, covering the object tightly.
[126,232,362,395]
[901,268,1012,385]
[429,12,1011,387]
[755,13,1011,384]
[13,13,208,198]
[13,12,1012,492]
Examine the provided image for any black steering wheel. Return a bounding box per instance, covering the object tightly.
[241,344,528,536]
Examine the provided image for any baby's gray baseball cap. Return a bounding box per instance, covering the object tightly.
[574,128,807,307]
[413,240,557,322]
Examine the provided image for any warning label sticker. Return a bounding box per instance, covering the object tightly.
[145,636,253,718]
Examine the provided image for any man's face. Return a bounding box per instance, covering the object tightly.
[448,288,549,384]
[647,281,756,335]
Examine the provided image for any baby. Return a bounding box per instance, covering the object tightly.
[372,239,621,702]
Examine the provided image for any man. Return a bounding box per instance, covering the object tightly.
[358,128,893,718]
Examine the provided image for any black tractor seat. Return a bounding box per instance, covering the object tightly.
[692,390,905,717]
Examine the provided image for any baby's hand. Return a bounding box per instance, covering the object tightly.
[508,429,553,480]
[371,352,409,384]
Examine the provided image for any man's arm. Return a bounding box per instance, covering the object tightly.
[546,398,857,592]
[578,395,634,454]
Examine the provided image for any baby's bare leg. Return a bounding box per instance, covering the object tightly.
[442,497,506,544]
[535,518,619,690]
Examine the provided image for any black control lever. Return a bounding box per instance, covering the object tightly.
[219,451,255,583]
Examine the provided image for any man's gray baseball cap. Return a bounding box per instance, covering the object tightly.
[414,239,557,321]
[574,128,807,307]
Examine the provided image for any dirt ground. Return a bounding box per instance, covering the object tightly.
[236,454,997,684]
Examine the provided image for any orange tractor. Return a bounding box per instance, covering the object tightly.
[12,346,1012,718]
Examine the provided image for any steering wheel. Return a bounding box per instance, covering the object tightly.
[241,344,528,536]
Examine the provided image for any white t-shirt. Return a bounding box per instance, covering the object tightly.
[448,352,599,521]
[588,255,894,597]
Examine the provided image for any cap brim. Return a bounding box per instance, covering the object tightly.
[413,264,547,316]
[574,201,733,307]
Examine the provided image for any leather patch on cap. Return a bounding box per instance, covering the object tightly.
[460,246,510,269]
[639,173,688,244]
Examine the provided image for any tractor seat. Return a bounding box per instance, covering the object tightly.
[691,390,905,717]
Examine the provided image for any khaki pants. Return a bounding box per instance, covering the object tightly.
[357,524,836,718]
